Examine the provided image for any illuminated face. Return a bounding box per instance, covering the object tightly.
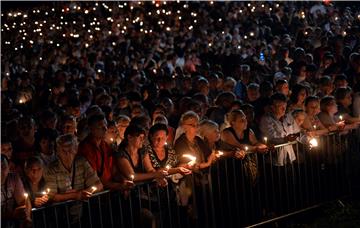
[57,142,78,164]
[150,130,168,148]
[297,89,307,104]
[231,114,247,130]
[206,127,220,143]
[182,117,199,138]
[306,100,320,116]
[25,163,43,184]
[294,113,306,126]
[272,101,287,118]
[128,134,145,149]
[116,120,130,139]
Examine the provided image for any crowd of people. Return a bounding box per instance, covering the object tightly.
[2,1,360,227]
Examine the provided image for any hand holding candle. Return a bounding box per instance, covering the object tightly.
[182,154,197,166]
[216,150,224,158]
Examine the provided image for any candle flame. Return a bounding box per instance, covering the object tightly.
[309,138,318,147]
[24,193,28,199]
[182,154,197,165]
[264,137,268,143]
[130,174,135,181]
[165,165,171,170]
[339,115,343,121]
[91,186,97,193]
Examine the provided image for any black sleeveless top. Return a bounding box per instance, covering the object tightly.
[224,127,251,145]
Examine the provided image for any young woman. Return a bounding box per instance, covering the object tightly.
[22,156,49,208]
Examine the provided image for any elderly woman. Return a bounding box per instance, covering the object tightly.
[221,109,268,185]
[174,111,217,172]
[198,119,245,159]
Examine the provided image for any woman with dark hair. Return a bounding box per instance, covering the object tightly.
[145,123,190,175]
[22,156,49,208]
[113,124,167,184]
[287,84,308,112]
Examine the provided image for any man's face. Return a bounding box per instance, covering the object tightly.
[58,143,78,164]
[90,119,107,139]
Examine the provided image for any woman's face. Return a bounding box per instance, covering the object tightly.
[182,117,199,139]
[297,89,307,104]
[150,130,168,149]
[116,120,130,139]
[128,134,145,149]
[326,100,338,115]
[306,100,320,116]
[231,114,247,131]
[205,127,220,143]
[26,163,43,184]
[294,113,306,126]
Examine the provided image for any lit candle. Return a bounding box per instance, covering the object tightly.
[91,186,97,193]
[130,174,135,182]
[24,193,28,200]
[339,115,343,121]
[245,146,248,151]
[263,137,268,144]
[47,188,50,194]
[309,138,318,147]
[165,165,171,171]
[216,150,224,158]
[110,137,114,142]
[313,125,317,130]
[182,154,197,166]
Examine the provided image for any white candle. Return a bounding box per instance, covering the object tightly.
[339,115,343,121]
[263,137,268,144]
[130,174,135,182]
[165,165,171,171]
[91,186,97,193]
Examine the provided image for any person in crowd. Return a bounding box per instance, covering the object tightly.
[144,123,191,175]
[35,128,57,166]
[287,84,308,112]
[22,156,49,208]
[1,155,30,227]
[12,116,37,171]
[1,139,17,172]
[335,87,360,124]
[260,93,296,166]
[302,96,333,136]
[318,96,346,130]
[59,115,77,135]
[198,119,245,159]
[274,79,290,97]
[78,114,133,191]
[44,134,103,202]
[113,124,168,185]
[114,114,131,145]
[174,111,217,171]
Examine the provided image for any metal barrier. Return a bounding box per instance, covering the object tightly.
[31,128,360,228]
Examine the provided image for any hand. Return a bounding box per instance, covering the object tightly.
[156,178,168,187]
[121,180,135,190]
[208,151,218,164]
[34,195,49,208]
[154,170,168,179]
[286,134,298,142]
[336,121,345,130]
[234,149,245,159]
[13,206,27,219]
[256,144,268,154]
[76,190,92,200]
[177,167,192,175]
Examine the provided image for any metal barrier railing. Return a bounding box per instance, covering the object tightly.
[30,128,360,228]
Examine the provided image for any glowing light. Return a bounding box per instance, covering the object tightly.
[91,186,97,193]
[264,137,268,144]
[339,115,343,121]
[130,174,135,181]
[182,154,197,166]
[309,138,318,147]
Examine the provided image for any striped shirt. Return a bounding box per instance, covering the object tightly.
[44,156,100,194]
